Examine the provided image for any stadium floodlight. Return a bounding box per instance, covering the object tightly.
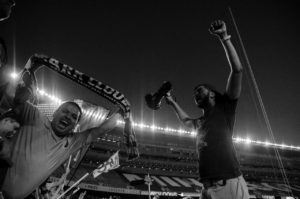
[38,89,46,96]
[191,131,197,136]
[245,138,251,144]
[232,137,300,151]
[150,125,157,131]
[10,71,19,80]
[264,141,271,147]
[37,88,62,104]
[117,120,125,125]
[234,137,243,143]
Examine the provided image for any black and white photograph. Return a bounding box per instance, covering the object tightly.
[1,1,300,198]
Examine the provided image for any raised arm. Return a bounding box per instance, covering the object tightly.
[24,54,48,73]
[209,20,243,99]
[3,54,46,105]
[87,111,123,141]
[165,93,196,129]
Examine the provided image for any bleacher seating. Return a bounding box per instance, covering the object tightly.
[48,128,300,198]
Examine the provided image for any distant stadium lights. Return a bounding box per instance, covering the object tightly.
[264,141,271,146]
[10,72,19,79]
[116,121,300,151]
[233,137,300,151]
[245,138,251,144]
[150,125,156,130]
[37,89,63,104]
[38,89,46,96]
[37,88,300,151]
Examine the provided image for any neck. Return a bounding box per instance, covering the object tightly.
[202,101,215,116]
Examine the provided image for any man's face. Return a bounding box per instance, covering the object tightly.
[51,103,81,137]
[0,117,20,138]
[194,86,211,108]
[0,0,15,21]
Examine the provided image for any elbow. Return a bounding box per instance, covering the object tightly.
[236,62,243,72]
[182,118,193,128]
[182,118,190,124]
[238,64,243,72]
[233,66,243,74]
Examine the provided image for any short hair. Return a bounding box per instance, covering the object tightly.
[194,83,222,98]
[58,101,82,122]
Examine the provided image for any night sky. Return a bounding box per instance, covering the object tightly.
[1,1,300,146]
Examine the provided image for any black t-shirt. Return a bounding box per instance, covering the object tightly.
[194,94,241,181]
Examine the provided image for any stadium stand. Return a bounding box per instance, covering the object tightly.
[47,126,300,199]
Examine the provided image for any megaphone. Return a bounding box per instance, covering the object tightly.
[145,81,172,110]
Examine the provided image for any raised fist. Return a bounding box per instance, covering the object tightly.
[209,20,228,39]
[24,54,49,72]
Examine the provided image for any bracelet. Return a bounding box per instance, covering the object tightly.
[222,35,231,42]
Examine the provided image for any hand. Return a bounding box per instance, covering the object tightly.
[117,106,131,120]
[24,54,49,72]
[65,167,70,174]
[165,92,176,105]
[209,20,228,39]
[14,69,38,104]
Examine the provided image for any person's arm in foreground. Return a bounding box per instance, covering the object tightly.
[209,20,243,99]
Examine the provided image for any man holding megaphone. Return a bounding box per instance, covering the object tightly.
[147,20,249,199]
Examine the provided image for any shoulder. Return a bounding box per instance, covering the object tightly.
[217,93,238,115]
[192,117,205,130]
[23,102,42,115]
[217,93,238,104]
[69,130,93,145]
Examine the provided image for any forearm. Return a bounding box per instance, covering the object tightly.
[168,101,193,128]
[221,37,242,73]
[13,86,34,105]
[0,83,28,110]
[89,113,120,140]
[5,55,42,105]
[209,20,243,98]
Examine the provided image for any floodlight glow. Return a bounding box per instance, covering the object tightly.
[178,129,184,134]
[10,72,19,79]
[233,137,300,151]
[137,123,146,129]
[264,141,271,146]
[191,131,197,136]
[150,125,157,130]
[38,89,45,96]
[117,120,124,125]
[37,88,62,104]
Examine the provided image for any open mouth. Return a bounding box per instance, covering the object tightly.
[5,131,16,139]
[58,119,69,129]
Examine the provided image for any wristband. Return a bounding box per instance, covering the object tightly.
[222,35,231,42]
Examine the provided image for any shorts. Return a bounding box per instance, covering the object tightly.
[201,175,249,199]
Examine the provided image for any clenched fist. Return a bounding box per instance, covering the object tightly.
[209,20,229,40]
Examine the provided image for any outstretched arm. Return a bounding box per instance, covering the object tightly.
[209,20,243,99]
[88,111,123,141]
[165,93,198,129]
